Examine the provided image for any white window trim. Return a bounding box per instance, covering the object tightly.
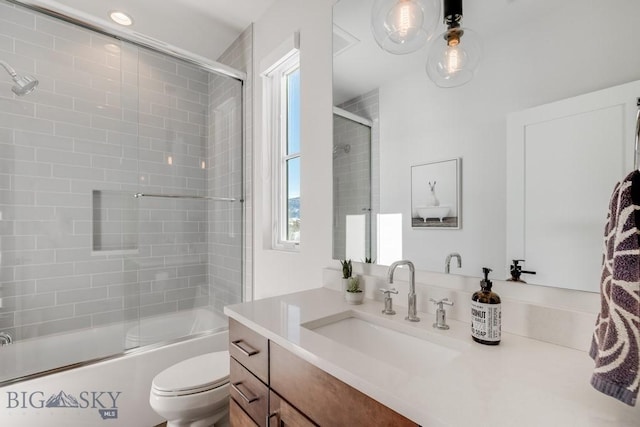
[264,50,300,252]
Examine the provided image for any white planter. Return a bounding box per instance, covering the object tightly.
[345,291,364,305]
[341,278,350,294]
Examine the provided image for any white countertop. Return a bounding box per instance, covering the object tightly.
[224,288,639,426]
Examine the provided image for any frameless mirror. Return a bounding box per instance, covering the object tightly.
[332,0,640,292]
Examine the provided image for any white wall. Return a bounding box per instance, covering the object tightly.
[252,0,335,298]
[378,0,640,279]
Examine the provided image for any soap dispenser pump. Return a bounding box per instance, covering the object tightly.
[507,259,536,283]
[471,268,501,345]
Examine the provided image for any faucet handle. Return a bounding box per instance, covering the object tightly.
[430,298,454,308]
[380,288,398,315]
[430,298,453,330]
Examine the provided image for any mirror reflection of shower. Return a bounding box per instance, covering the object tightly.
[332,106,374,262]
[0,60,39,96]
[333,143,351,158]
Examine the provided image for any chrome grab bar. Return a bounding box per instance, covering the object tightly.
[133,193,237,202]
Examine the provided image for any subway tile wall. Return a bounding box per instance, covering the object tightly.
[333,89,379,262]
[0,2,244,341]
[212,25,253,307]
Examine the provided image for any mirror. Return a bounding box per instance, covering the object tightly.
[332,0,640,291]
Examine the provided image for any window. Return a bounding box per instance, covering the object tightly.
[265,51,300,250]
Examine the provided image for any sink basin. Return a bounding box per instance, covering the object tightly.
[302,311,468,369]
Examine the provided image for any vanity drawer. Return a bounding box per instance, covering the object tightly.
[229,318,269,383]
[230,397,258,427]
[269,390,316,427]
[230,356,268,427]
[270,342,417,426]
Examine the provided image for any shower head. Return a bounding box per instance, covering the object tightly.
[333,144,351,157]
[1,60,39,96]
[11,75,38,96]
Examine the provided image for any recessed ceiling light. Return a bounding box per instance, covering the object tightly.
[109,10,133,26]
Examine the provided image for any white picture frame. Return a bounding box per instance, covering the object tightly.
[411,158,461,229]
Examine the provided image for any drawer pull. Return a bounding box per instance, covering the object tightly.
[231,339,259,357]
[267,410,279,426]
[231,381,259,404]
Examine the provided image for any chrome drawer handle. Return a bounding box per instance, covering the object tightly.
[231,382,259,404]
[231,339,259,357]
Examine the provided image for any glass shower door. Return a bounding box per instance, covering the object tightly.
[0,0,244,383]
[0,16,141,381]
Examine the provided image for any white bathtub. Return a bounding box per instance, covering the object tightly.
[0,309,229,427]
[416,205,451,222]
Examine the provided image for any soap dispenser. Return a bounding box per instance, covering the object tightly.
[471,268,501,345]
[507,259,536,283]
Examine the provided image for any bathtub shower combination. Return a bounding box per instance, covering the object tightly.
[0,0,244,397]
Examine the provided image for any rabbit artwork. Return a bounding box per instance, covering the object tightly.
[427,181,440,206]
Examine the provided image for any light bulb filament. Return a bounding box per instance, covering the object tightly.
[445,46,461,73]
[385,0,424,44]
[398,3,412,37]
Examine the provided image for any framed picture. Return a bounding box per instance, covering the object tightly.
[411,158,461,229]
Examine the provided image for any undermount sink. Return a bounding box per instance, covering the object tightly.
[302,311,468,370]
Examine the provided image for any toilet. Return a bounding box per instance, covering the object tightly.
[150,351,230,427]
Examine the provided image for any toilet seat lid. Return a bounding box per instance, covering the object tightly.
[152,351,230,394]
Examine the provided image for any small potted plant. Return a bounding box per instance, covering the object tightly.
[340,259,352,293]
[345,276,364,305]
[362,256,375,275]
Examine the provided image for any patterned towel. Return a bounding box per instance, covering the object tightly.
[590,170,640,406]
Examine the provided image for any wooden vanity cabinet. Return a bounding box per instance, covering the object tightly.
[270,342,417,427]
[229,319,418,427]
[230,398,259,427]
[230,357,268,426]
[229,318,269,384]
[269,391,315,427]
[229,319,269,427]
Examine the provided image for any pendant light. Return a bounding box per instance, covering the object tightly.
[426,0,481,87]
[371,0,441,55]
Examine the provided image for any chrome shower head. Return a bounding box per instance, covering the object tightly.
[333,144,351,157]
[1,60,39,97]
[11,74,38,96]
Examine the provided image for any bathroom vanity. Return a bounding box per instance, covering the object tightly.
[225,287,638,426]
[228,317,415,426]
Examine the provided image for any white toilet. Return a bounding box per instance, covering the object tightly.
[150,351,230,427]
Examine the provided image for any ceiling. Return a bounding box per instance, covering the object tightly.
[333,0,567,104]
[27,0,277,59]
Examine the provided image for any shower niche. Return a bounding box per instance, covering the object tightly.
[92,190,139,253]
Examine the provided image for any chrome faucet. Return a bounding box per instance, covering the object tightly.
[445,252,462,274]
[387,260,420,322]
[0,331,13,346]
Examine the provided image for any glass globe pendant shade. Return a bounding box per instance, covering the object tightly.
[426,26,482,88]
[371,0,441,55]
